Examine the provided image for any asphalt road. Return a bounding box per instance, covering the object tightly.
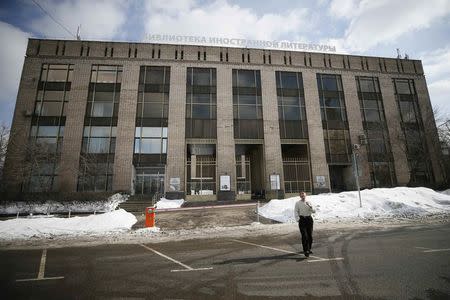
[1,223,449,299]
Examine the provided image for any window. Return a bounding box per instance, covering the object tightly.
[276,71,307,139]
[82,126,116,154]
[318,74,351,163]
[86,65,122,120]
[186,68,217,138]
[233,69,263,139]
[356,76,395,187]
[134,127,167,154]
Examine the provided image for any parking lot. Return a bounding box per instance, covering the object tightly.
[1,223,450,299]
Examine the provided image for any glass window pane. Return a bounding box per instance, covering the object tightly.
[359,79,375,92]
[238,95,257,105]
[96,70,117,83]
[47,69,67,82]
[192,105,210,119]
[280,72,298,89]
[37,102,63,116]
[162,127,168,138]
[282,96,300,106]
[365,110,381,122]
[88,137,110,153]
[141,127,162,137]
[322,76,338,91]
[192,94,211,104]
[324,97,340,107]
[90,126,111,137]
[134,138,140,153]
[145,67,165,84]
[396,80,411,94]
[193,68,211,86]
[237,70,255,87]
[143,103,163,118]
[94,91,114,101]
[283,106,301,120]
[326,108,342,121]
[92,102,113,117]
[239,106,257,119]
[37,126,60,137]
[141,139,161,154]
[43,90,65,101]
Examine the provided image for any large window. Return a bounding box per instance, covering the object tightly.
[233,69,263,139]
[317,74,351,163]
[356,76,396,187]
[135,66,170,167]
[186,68,217,138]
[276,71,307,139]
[26,64,72,192]
[394,78,433,185]
[78,65,122,191]
[86,65,122,120]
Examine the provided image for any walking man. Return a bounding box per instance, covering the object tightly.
[294,191,315,257]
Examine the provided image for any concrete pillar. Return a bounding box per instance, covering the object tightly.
[261,69,284,200]
[3,57,41,197]
[59,62,91,191]
[415,77,445,185]
[379,75,410,185]
[341,73,371,189]
[112,62,139,191]
[302,70,331,194]
[165,65,186,199]
[216,67,236,200]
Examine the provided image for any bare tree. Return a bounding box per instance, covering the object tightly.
[0,123,11,189]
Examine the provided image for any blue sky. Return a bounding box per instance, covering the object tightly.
[0,0,449,126]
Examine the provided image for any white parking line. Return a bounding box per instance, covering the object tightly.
[415,246,450,253]
[16,249,64,282]
[229,239,344,262]
[139,244,213,272]
[423,249,450,253]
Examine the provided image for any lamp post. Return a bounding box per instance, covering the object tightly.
[352,144,362,208]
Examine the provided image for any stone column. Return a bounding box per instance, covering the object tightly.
[216,66,236,200]
[165,65,186,199]
[302,70,331,193]
[261,69,284,200]
[415,77,445,185]
[59,62,91,191]
[341,73,371,189]
[379,75,410,185]
[3,57,41,197]
[112,62,140,192]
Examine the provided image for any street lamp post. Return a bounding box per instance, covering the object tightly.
[352,144,362,208]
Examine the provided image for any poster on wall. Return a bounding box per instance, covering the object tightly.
[169,177,180,191]
[315,175,326,188]
[220,175,231,191]
[270,174,280,190]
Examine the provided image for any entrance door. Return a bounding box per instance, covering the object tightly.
[135,168,165,198]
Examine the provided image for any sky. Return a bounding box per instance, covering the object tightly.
[0,0,449,127]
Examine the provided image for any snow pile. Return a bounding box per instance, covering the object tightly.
[440,189,450,195]
[0,209,137,239]
[0,193,128,215]
[259,187,450,223]
[155,198,184,210]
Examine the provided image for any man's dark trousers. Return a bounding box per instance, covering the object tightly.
[298,216,313,253]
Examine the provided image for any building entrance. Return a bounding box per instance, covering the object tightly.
[235,144,264,199]
[134,167,165,198]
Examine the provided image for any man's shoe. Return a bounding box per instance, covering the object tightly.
[305,252,309,257]
[308,250,313,254]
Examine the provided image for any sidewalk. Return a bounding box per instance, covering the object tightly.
[132,202,277,230]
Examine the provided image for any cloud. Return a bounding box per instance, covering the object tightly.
[0,22,29,125]
[144,0,312,41]
[29,0,129,40]
[328,0,361,19]
[420,46,450,119]
[337,0,450,52]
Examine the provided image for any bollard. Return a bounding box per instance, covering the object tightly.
[16,211,19,219]
[68,210,71,218]
[145,207,156,227]
[257,201,260,223]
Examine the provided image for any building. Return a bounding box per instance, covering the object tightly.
[2,38,445,201]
